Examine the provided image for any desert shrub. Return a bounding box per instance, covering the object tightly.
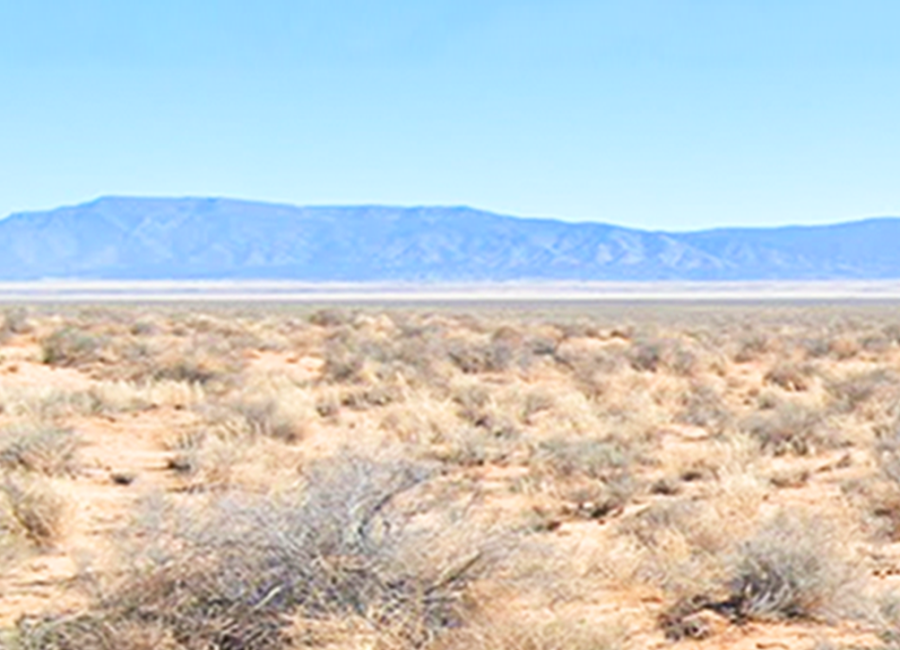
[230,398,307,442]
[669,346,700,376]
[0,424,80,476]
[554,346,623,398]
[452,384,491,423]
[559,472,636,521]
[0,474,65,548]
[553,344,623,375]
[877,423,900,481]
[0,307,32,341]
[393,333,451,386]
[660,510,863,633]
[128,319,161,336]
[764,362,816,392]
[447,338,514,374]
[448,618,623,650]
[521,389,555,424]
[150,344,244,387]
[620,499,712,555]
[829,336,861,361]
[319,317,537,387]
[320,328,367,383]
[321,320,453,389]
[309,308,355,328]
[437,427,521,467]
[884,324,900,345]
[526,335,558,357]
[531,437,633,480]
[0,385,96,420]
[860,333,892,355]
[552,320,604,340]
[740,401,834,455]
[720,511,862,622]
[628,339,665,372]
[25,454,495,649]
[676,383,733,434]
[865,424,900,538]
[40,327,107,367]
[627,338,698,375]
[797,337,831,360]
[826,369,899,414]
[339,384,402,411]
[734,333,770,363]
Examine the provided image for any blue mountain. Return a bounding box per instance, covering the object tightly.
[0,197,898,281]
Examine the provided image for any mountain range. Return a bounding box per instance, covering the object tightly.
[0,197,898,281]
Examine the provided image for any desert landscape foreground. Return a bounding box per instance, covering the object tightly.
[2,301,900,649]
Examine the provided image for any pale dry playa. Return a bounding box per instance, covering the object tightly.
[4,280,900,302]
[3,301,900,649]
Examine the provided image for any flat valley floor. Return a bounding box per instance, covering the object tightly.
[1,300,900,649]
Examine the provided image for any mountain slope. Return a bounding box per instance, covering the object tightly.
[0,197,898,281]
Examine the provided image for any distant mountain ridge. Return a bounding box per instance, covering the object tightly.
[1,197,898,281]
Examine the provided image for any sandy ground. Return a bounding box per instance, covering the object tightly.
[0,304,899,649]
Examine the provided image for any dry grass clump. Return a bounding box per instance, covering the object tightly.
[719,512,863,622]
[40,326,108,367]
[446,326,534,375]
[552,342,624,399]
[0,424,81,477]
[16,453,497,650]
[442,618,624,650]
[829,335,862,361]
[530,437,632,480]
[733,332,771,363]
[675,382,733,434]
[859,424,900,539]
[0,474,66,549]
[202,377,317,444]
[796,336,833,360]
[0,385,95,420]
[38,314,250,390]
[658,509,865,638]
[619,497,733,604]
[320,321,450,390]
[229,398,308,442]
[740,400,836,455]
[0,380,203,418]
[452,384,516,436]
[148,341,246,388]
[163,430,248,488]
[320,327,369,383]
[0,307,33,342]
[84,379,206,413]
[434,427,520,468]
[826,369,900,415]
[764,361,817,392]
[527,436,639,520]
[309,307,356,328]
[627,337,699,376]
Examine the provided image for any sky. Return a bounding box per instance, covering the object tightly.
[1,0,899,231]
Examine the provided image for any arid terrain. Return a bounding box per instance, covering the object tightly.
[2,301,900,649]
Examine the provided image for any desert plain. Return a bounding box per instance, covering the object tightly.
[0,300,900,649]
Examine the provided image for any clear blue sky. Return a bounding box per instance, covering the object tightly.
[2,0,898,230]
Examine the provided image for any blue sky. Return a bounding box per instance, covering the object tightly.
[1,0,898,230]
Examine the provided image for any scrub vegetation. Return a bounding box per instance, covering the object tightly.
[0,302,899,649]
